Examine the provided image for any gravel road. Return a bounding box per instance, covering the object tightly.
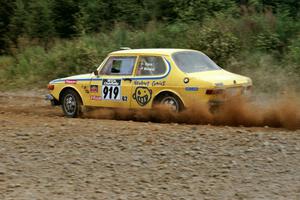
[0,91,299,200]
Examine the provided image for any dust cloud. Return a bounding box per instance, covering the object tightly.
[85,94,300,130]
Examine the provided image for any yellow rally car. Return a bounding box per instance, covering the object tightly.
[46,48,252,117]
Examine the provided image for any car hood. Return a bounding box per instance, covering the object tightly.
[63,73,92,80]
[187,69,251,86]
[50,73,92,83]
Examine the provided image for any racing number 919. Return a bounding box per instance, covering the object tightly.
[102,79,121,100]
[103,86,119,100]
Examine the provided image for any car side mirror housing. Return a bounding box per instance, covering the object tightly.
[93,70,99,76]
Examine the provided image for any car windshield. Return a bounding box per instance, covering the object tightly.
[172,51,221,73]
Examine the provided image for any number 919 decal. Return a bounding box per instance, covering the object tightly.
[102,79,121,100]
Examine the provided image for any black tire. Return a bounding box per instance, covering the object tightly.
[61,89,82,118]
[159,94,183,112]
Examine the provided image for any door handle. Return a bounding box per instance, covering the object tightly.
[123,78,132,82]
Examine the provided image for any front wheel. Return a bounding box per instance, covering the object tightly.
[61,90,82,118]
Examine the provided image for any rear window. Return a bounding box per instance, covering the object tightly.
[172,51,220,73]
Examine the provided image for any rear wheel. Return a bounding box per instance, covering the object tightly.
[61,89,82,118]
[159,95,183,112]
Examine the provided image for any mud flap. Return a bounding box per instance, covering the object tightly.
[45,94,60,106]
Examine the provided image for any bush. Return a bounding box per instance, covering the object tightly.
[171,0,237,22]
[254,31,281,52]
[227,52,299,94]
[186,20,240,66]
[286,37,300,64]
[284,36,300,72]
[1,38,105,89]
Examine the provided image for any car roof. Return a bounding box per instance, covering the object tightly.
[109,48,196,56]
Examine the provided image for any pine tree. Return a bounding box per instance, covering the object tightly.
[0,0,14,54]
[9,0,28,49]
[51,0,80,38]
[76,0,110,34]
[27,0,54,49]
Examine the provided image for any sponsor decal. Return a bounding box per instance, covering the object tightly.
[185,87,199,91]
[122,96,128,102]
[134,80,150,87]
[103,79,121,86]
[132,87,152,106]
[215,82,224,87]
[65,80,77,84]
[102,79,121,100]
[90,85,98,93]
[82,86,89,93]
[90,95,102,101]
[134,80,166,87]
[152,81,166,87]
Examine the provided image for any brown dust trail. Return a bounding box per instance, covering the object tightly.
[85,94,300,130]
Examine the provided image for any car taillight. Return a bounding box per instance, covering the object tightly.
[206,89,224,95]
[47,84,55,90]
[246,85,252,90]
[243,85,253,95]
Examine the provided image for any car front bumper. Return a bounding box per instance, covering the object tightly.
[45,94,60,106]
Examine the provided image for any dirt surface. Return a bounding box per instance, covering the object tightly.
[0,91,300,200]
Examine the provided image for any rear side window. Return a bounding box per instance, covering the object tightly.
[100,56,136,75]
[136,56,166,76]
[172,51,220,73]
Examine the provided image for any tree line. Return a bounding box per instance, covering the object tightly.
[0,0,299,54]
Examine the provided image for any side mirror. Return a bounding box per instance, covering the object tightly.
[93,70,99,76]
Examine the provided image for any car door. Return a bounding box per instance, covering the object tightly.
[88,56,137,108]
[131,55,168,109]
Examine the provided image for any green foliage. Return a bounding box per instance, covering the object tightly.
[1,0,300,54]
[0,0,300,92]
[27,0,54,48]
[186,20,240,65]
[51,0,80,38]
[0,39,104,88]
[171,0,237,22]
[274,10,300,44]
[112,0,145,26]
[254,31,281,52]
[0,0,13,54]
[287,37,300,63]
[76,0,110,34]
[227,52,299,93]
[8,0,27,48]
[284,36,300,73]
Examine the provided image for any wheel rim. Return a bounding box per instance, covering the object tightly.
[64,94,77,115]
[162,97,179,112]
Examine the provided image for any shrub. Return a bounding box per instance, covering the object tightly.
[227,52,299,94]
[285,36,300,72]
[186,20,240,66]
[254,31,281,52]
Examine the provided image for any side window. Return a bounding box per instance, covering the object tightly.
[100,56,136,75]
[136,56,166,76]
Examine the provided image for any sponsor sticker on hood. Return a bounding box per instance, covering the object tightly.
[65,80,77,84]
